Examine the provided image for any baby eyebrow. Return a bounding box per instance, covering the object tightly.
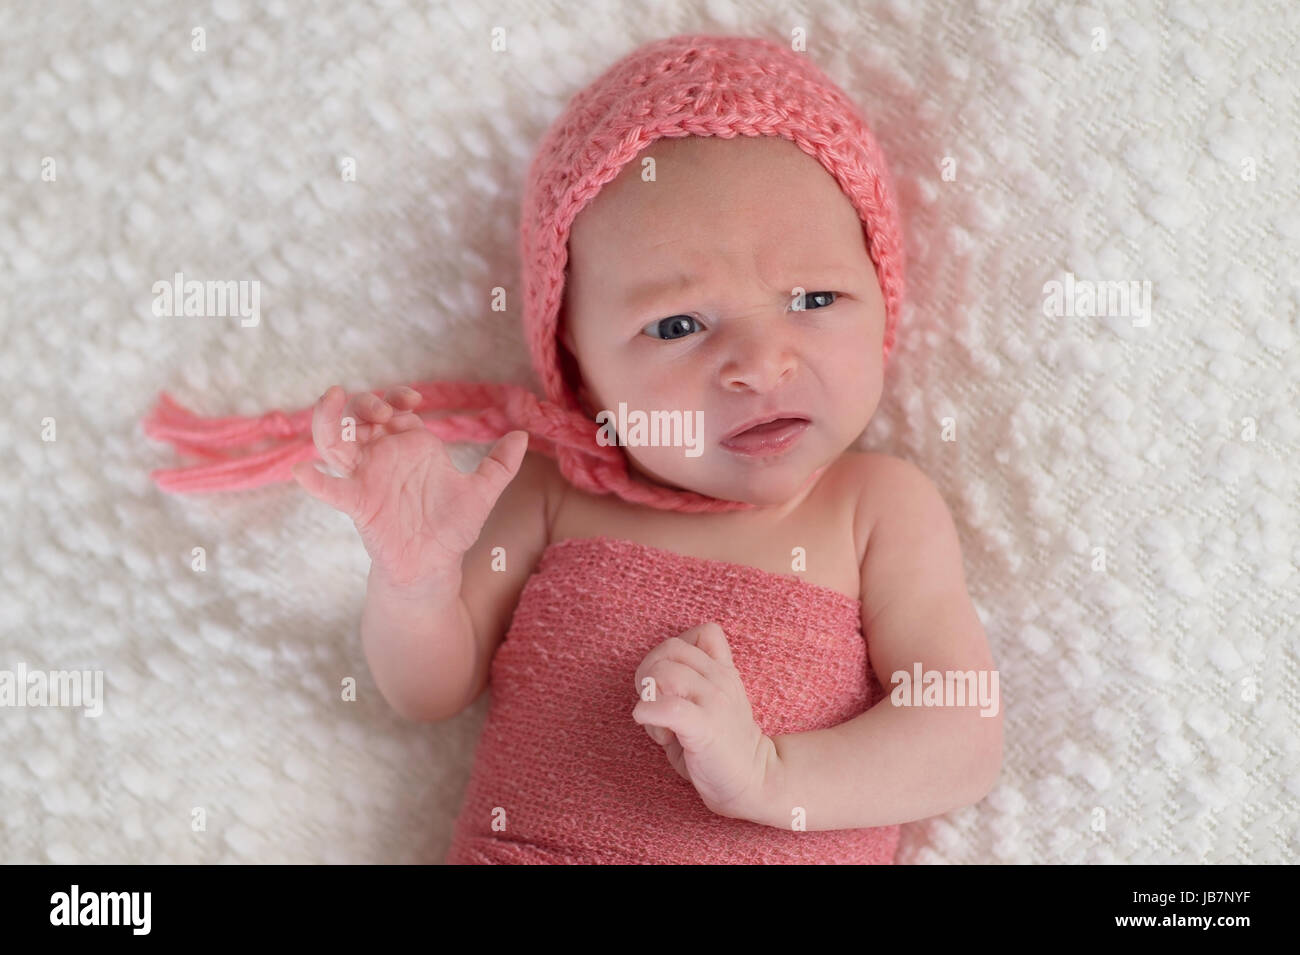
[622,269,856,314]
[622,272,702,314]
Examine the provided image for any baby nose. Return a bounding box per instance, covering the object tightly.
[718,324,797,393]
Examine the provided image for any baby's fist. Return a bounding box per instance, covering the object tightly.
[631,621,776,822]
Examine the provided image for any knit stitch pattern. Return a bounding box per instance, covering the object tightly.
[445,536,900,864]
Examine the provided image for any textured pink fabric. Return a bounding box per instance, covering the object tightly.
[445,536,900,865]
[142,33,906,513]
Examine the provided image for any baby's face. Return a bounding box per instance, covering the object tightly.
[560,134,887,507]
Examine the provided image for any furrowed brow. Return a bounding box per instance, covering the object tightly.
[621,266,863,316]
[621,273,703,314]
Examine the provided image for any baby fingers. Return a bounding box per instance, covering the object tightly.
[311,386,362,475]
[345,390,395,425]
[379,386,426,433]
[383,385,423,409]
[638,659,712,707]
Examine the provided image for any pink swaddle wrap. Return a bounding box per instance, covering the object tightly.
[445,536,899,865]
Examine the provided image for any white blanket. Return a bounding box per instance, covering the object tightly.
[3,0,1296,863]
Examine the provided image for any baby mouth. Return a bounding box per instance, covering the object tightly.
[719,416,811,455]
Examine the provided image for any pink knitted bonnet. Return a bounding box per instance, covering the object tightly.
[143,33,906,512]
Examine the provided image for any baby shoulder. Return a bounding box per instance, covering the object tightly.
[838,451,950,564]
[848,450,938,495]
[514,448,564,527]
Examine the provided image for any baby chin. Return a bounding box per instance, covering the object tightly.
[627,427,832,506]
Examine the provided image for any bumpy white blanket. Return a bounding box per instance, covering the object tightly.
[3,0,1296,863]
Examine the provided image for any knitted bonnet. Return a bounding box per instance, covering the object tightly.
[143,33,906,512]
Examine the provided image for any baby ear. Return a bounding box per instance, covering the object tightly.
[559,312,576,354]
[555,318,594,416]
[573,380,595,418]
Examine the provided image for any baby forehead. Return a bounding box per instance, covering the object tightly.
[603,133,837,195]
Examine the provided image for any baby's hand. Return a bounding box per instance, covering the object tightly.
[631,622,777,822]
[291,385,528,586]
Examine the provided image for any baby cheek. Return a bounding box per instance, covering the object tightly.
[629,365,689,409]
[825,330,882,418]
[826,327,878,386]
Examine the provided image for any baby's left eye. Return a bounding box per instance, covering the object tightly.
[793,291,838,311]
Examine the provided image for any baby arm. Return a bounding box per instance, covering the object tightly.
[755,455,1003,831]
[359,562,475,723]
[292,386,545,723]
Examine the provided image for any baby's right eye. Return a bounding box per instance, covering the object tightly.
[642,315,702,340]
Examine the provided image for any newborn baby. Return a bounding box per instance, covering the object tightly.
[299,129,998,864]
[148,34,1002,864]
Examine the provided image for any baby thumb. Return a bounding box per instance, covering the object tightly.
[475,430,529,489]
[291,459,359,518]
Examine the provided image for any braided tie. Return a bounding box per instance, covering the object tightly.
[143,381,612,494]
[258,409,299,440]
